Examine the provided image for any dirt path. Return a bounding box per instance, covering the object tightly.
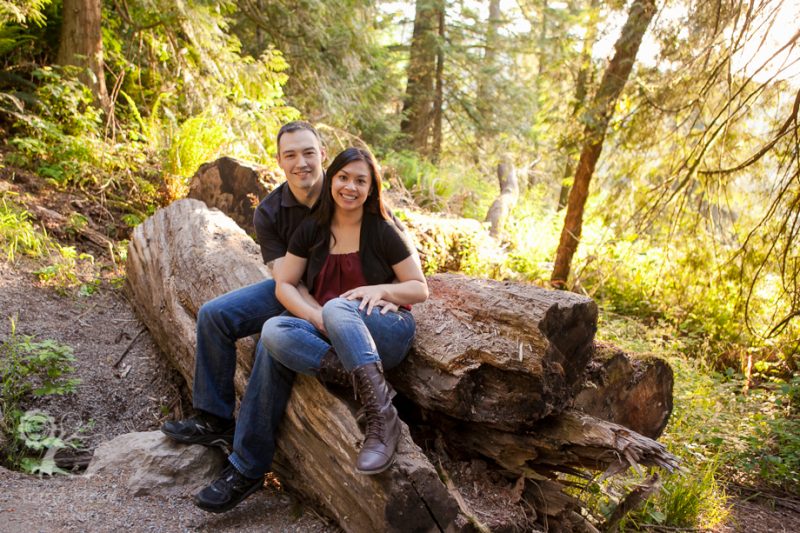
[0,261,335,532]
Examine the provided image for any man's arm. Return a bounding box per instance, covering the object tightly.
[274,253,326,334]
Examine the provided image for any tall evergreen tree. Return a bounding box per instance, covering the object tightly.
[57,0,108,109]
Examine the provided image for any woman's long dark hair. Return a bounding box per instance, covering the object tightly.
[310,147,389,252]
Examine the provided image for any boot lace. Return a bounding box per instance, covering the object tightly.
[355,372,386,442]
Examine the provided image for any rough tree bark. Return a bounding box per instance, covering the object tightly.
[392,272,597,430]
[57,0,109,109]
[401,0,444,157]
[484,155,519,238]
[551,0,657,286]
[430,7,445,163]
[187,157,281,236]
[557,0,599,212]
[475,0,502,151]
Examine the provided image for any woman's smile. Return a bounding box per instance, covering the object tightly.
[332,160,372,211]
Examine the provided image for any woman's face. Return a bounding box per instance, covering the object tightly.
[330,160,372,213]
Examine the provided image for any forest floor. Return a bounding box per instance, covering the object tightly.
[1,171,800,532]
[0,259,337,532]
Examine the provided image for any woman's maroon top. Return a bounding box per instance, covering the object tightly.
[312,252,368,306]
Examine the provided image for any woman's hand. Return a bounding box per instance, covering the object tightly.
[341,285,388,315]
[374,300,399,314]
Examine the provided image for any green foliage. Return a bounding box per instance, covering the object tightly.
[0,192,47,260]
[503,186,563,281]
[0,194,100,293]
[99,0,297,198]
[0,0,50,27]
[232,0,402,146]
[6,66,103,189]
[600,312,800,500]
[163,113,228,198]
[32,245,96,293]
[383,150,496,217]
[0,318,80,473]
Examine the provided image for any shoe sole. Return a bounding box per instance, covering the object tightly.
[355,455,395,475]
[160,427,233,451]
[194,483,262,513]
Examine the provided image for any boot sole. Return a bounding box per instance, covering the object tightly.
[160,428,233,451]
[194,483,262,514]
[355,455,395,475]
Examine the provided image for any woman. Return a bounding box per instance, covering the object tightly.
[263,147,428,474]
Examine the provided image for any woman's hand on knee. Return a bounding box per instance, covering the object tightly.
[341,285,387,315]
[374,300,399,314]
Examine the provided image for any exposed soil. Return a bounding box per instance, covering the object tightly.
[0,260,337,532]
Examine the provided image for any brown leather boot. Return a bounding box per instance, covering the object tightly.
[318,351,397,426]
[353,361,401,474]
[317,349,350,388]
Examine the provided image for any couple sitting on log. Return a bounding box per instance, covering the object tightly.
[160,121,429,513]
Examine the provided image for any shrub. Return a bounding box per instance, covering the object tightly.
[0,318,81,473]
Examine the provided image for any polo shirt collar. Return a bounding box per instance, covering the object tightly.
[280,182,303,208]
[280,180,323,210]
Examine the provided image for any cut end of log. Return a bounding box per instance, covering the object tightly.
[573,341,674,439]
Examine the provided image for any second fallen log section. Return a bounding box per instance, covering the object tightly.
[391,273,598,431]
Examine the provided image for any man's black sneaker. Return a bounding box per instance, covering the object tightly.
[194,464,262,513]
[160,413,235,452]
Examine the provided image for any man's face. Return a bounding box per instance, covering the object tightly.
[276,130,326,192]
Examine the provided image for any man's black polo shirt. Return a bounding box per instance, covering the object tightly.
[253,181,318,264]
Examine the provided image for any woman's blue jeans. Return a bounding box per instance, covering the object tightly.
[262,297,416,375]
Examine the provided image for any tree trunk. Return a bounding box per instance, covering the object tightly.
[476,0,502,151]
[57,0,109,110]
[551,0,657,286]
[484,154,519,238]
[557,0,599,212]
[431,7,445,163]
[401,0,444,157]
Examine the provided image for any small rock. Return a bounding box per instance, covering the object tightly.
[86,431,226,497]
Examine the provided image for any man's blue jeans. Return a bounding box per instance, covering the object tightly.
[262,297,416,375]
[192,279,294,479]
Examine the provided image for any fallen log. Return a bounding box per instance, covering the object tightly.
[187,156,281,236]
[126,199,460,531]
[433,409,680,478]
[130,187,677,529]
[573,341,674,439]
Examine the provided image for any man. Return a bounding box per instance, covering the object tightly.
[161,121,347,512]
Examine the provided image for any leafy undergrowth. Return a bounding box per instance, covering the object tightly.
[0,319,83,475]
[593,310,800,530]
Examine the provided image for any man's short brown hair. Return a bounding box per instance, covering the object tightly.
[277,121,323,152]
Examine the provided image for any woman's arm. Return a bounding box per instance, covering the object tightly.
[340,255,428,314]
[274,253,326,333]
